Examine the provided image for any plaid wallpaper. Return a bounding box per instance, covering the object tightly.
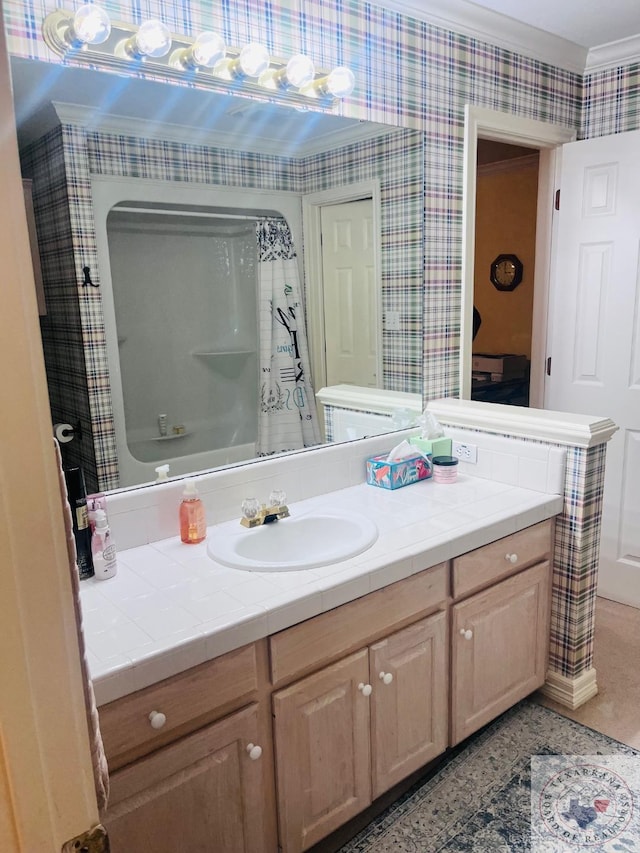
[6,0,638,687]
[20,128,101,491]
[301,128,424,393]
[581,62,640,138]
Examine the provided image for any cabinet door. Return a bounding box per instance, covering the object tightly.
[105,703,275,853]
[273,649,371,853]
[451,561,551,745]
[369,611,448,798]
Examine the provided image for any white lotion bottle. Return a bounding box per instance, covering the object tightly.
[91,509,118,580]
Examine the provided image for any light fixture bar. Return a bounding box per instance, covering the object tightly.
[42,9,349,108]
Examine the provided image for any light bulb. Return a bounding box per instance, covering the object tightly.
[284,54,315,88]
[326,66,355,98]
[70,4,111,46]
[130,20,172,59]
[191,31,226,68]
[238,43,270,77]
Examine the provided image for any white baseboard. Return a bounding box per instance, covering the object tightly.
[540,667,598,710]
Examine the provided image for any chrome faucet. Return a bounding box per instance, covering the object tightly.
[240,490,290,528]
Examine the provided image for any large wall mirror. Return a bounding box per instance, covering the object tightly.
[11,56,425,492]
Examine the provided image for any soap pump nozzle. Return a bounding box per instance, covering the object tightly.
[155,464,170,482]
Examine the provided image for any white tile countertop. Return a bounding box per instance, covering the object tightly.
[80,474,563,706]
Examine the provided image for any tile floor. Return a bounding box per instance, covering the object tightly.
[536,596,640,749]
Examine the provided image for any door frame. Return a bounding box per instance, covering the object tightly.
[0,18,99,852]
[461,106,576,405]
[302,180,382,395]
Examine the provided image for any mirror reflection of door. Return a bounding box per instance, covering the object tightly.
[471,141,539,407]
[320,198,378,388]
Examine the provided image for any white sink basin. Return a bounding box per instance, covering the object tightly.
[207,510,378,572]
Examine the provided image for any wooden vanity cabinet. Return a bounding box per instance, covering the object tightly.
[101,640,277,853]
[450,520,553,745]
[106,703,271,852]
[97,518,556,852]
[271,567,449,853]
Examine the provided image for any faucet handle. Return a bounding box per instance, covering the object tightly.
[268,489,287,508]
[241,497,261,520]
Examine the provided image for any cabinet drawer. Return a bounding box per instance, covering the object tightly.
[453,520,553,599]
[100,642,260,769]
[270,562,448,687]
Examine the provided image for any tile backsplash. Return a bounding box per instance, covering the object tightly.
[105,429,566,551]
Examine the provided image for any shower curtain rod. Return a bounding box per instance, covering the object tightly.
[113,206,284,222]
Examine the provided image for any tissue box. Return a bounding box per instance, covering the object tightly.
[409,436,452,457]
[366,453,432,490]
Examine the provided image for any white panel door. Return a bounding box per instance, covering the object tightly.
[321,199,378,387]
[546,129,640,606]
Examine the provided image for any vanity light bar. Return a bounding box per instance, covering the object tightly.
[42,8,355,108]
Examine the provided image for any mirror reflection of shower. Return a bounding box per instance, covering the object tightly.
[105,205,267,485]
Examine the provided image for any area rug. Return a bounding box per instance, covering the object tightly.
[338,700,639,852]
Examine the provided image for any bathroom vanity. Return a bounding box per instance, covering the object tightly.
[88,474,559,853]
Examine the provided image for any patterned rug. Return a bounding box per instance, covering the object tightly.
[338,700,639,852]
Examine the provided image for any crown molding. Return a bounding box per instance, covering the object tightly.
[370,0,587,74]
[585,33,640,73]
[50,102,390,157]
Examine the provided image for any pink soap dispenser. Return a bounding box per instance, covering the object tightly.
[180,481,207,544]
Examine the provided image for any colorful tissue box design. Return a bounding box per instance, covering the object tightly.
[409,436,452,457]
[366,453,432,490]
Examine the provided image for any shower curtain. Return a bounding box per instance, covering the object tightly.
[256,218,321,456]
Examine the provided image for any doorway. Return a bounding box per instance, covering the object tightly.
[471,141,539,407]
[460,106,576,406]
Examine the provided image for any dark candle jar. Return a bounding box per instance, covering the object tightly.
[431,455,459,484]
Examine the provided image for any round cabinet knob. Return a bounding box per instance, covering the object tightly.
[379,671,394,685]
[358,682,373,697]
[505,553,518,564]
[148,710,167,729]
[459,628,473,640]
[246,743,262,761]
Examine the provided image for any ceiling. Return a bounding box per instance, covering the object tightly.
[463,0,640,48]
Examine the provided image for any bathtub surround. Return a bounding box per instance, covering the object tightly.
[107,208,259,479]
